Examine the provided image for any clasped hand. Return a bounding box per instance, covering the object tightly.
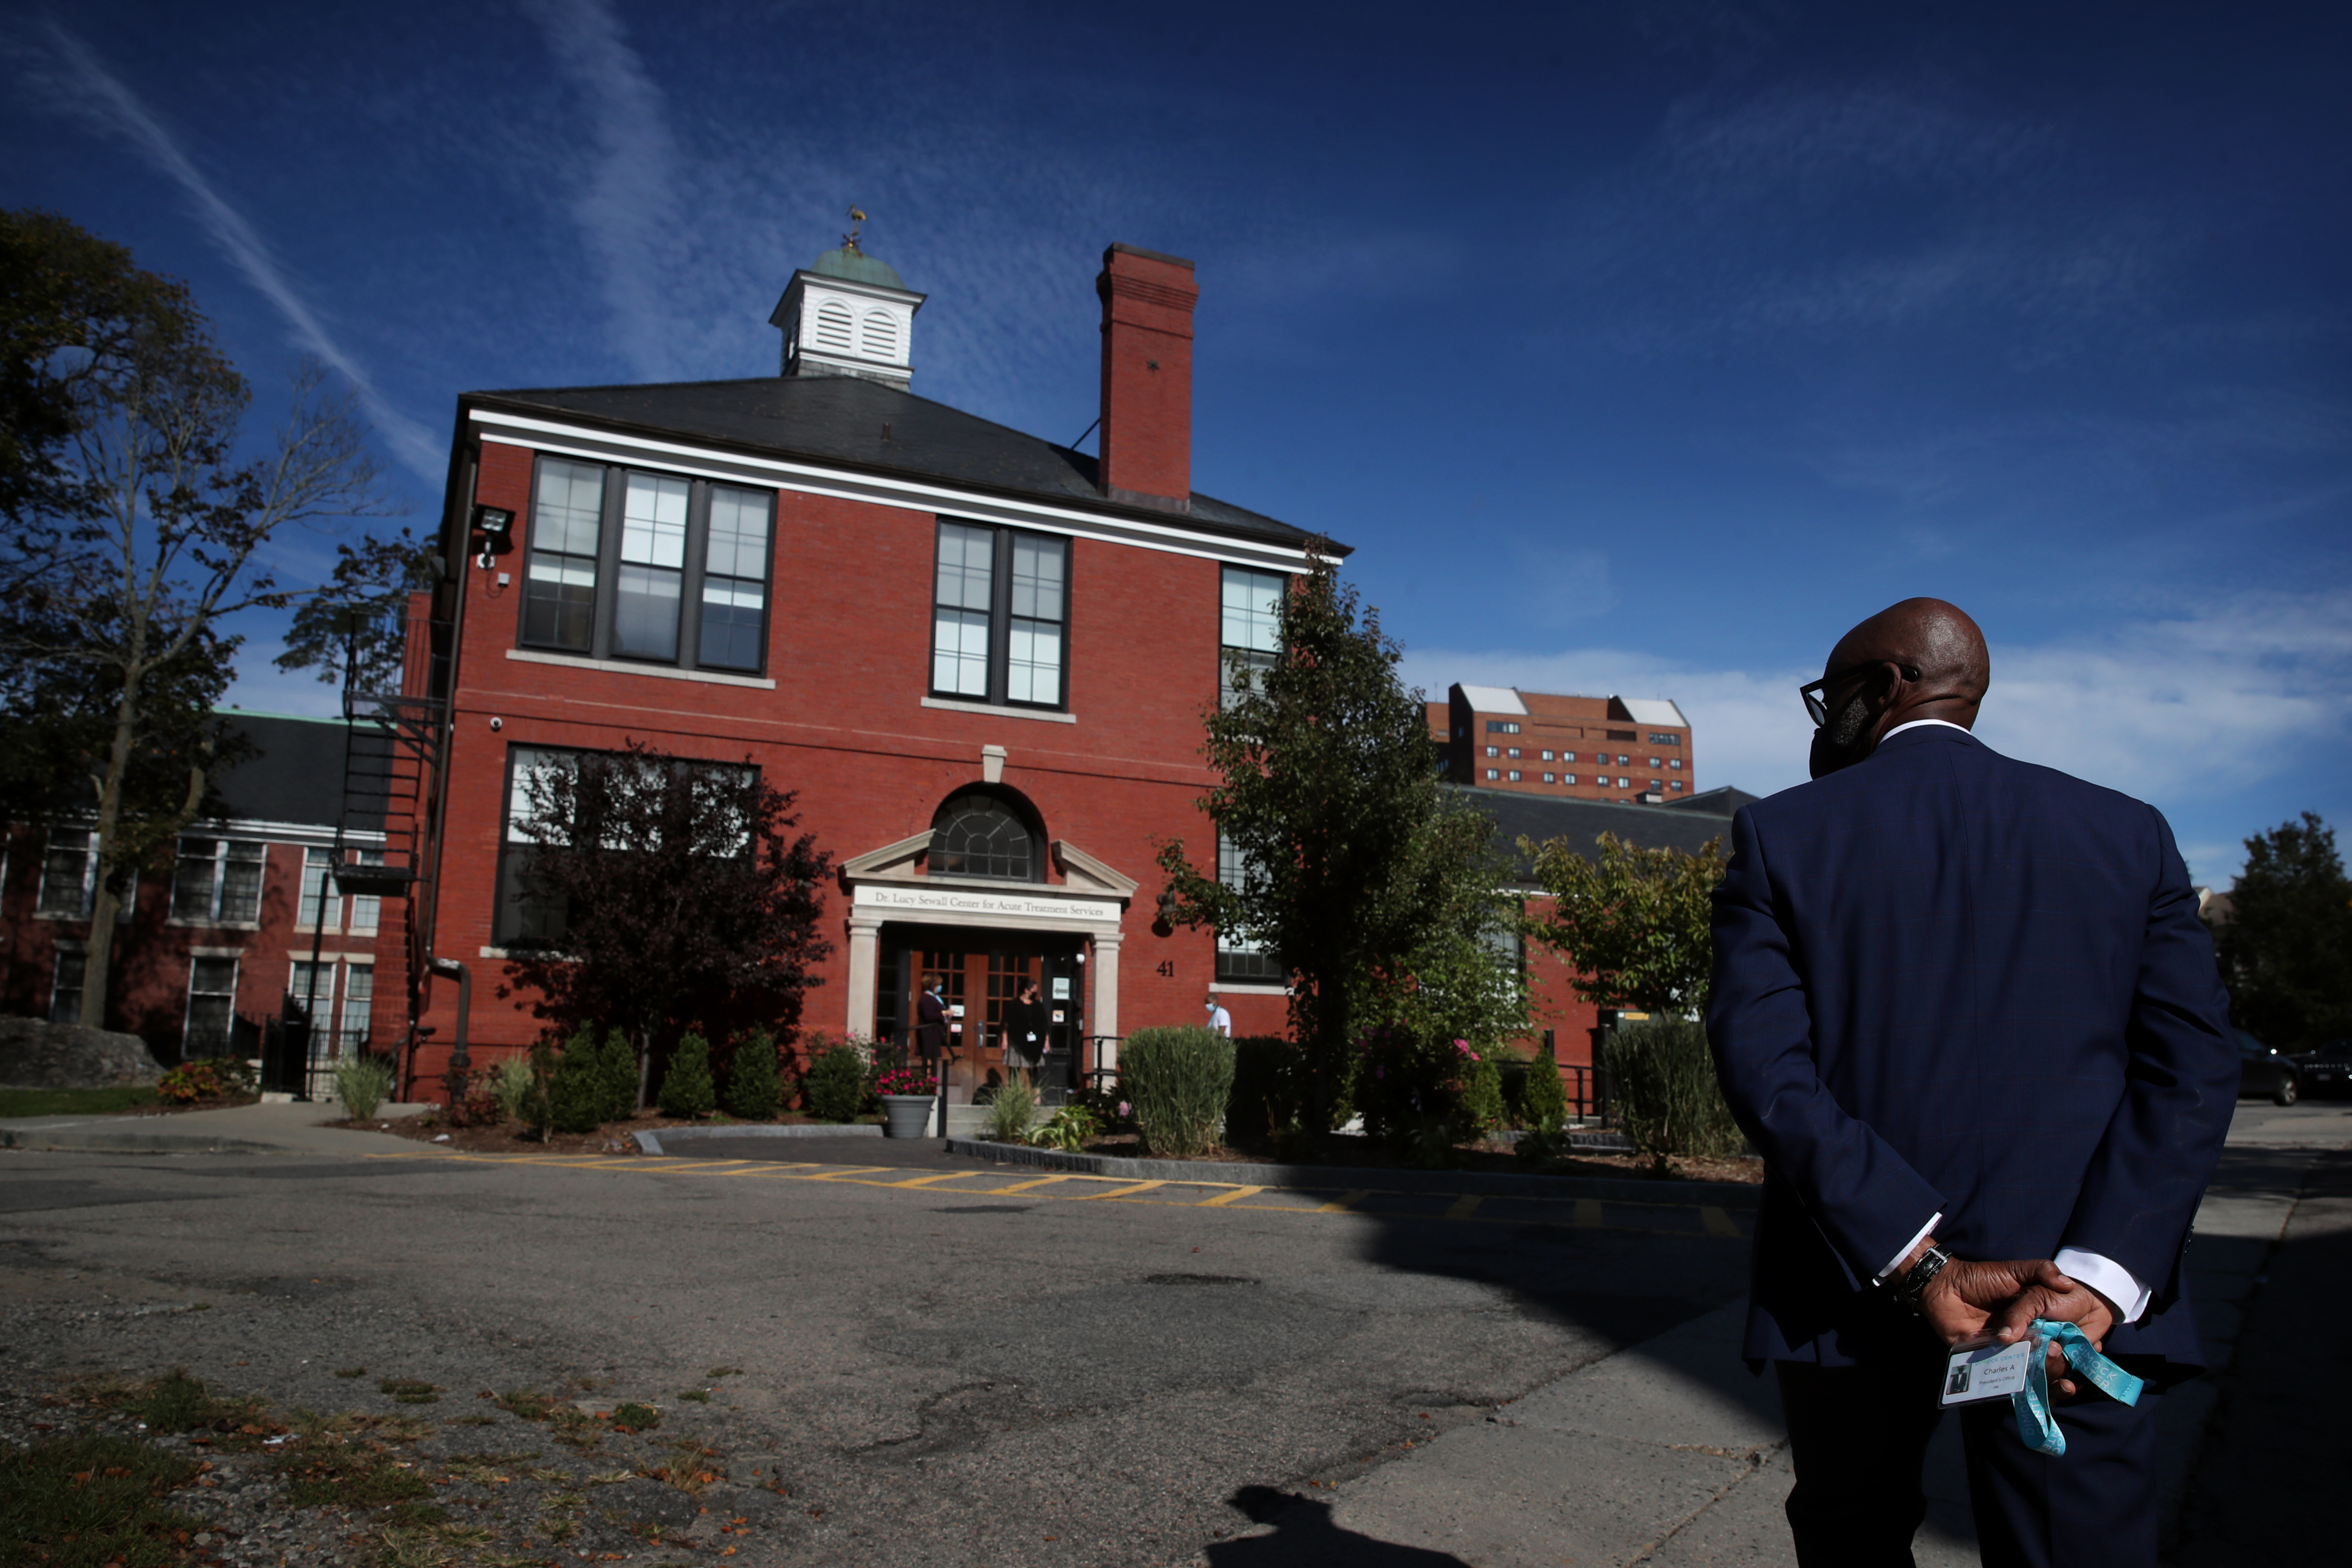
[1917,1255,2117,1400]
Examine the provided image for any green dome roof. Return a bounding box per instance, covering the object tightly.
[810,245,908,291]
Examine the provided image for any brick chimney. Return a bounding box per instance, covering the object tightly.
[1096,244,1197,512]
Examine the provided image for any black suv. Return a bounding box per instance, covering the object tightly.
[2287,1038,2352,1098]
[2236,1029,2300,1106]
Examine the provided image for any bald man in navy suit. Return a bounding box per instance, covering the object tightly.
[1707,599,2236,1568]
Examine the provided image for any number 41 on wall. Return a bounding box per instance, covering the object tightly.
[1156,960,1175,978]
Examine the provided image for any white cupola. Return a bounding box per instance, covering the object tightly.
[769,222,925,388]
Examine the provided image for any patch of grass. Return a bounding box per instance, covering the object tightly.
[610,1402,660,1432]
[82,1369,283,1449]
[702,1366,740,1379]
[494,1387,555,1421]
[648,1442,722,1495]
[539,1514,580,1541]
[546,1408,602,1451]
[378,1377,440,1405]
[451,1414,497,1427]
[438,1450,542,1485]
[335,1366,367,1379]
[387,1500,450,1527]
[0,1084,160,1117]
[0,1432,205,1568]
[274,1436,434,1509]
[676,1389,710,1403]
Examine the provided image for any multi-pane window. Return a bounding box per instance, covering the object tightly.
[1507,770,1523,782]
[1486,720,1520,734]
[1649,733,1681,746]
[37,829,96,917]
[496,747,577,947]
[1562,751,1577,762]
[1485,768,1498,780]
[299,848,337,929]
[930,522,1070,708]
[616,473,689,658]
[1671,781,1684,792]
[1485,746,1499,758]
[348,850,384,934]
[1669,758,1682,771]
[173,838,264,924]
[1219,566,1283,709]
[699,488,770,670]
[1216,832,1282,983]
[1563,773,1578,785]
[291,960,372,1056]
[1507,748,1521,758]
[340,964,374,1053]
[48,947,85,1024]
[523,458,604,650]
[930,795,1037,881]
[521,456,774,674]
[1542,773,1556,783]
[184,957,238,1056]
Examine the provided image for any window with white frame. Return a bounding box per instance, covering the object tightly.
[347,850,385,934]
[1563,773,1577,785]
[184,956,239,1056]
[48,945,85,1024]
[930,521,1070,708]
[172,838,265,924]
[496,747,577,947]
[298,848,338,930]
[36,829,96,918]
[521,455,775,673]
[340,963,374,1052]
[1219,566,1284,709]
[1507,770,1522,781]
[1215,831,1282,984]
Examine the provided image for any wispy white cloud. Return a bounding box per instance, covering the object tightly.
[37,24,445,481]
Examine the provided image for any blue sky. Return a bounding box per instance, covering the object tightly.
[6,0,2346,886]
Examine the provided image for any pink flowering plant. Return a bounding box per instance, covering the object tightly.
[1353,1025,1506,1150]
[875,1066,938,1097]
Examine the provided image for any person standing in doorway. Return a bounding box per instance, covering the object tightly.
[1707,598,2236,1568]
[916,973,950,1067]
[1005,979,1050,1071]
[1205,991,1232,1038]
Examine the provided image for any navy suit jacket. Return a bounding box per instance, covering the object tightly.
[1706,724,2236,1373]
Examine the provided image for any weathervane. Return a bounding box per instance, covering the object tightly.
[843,206,866,253]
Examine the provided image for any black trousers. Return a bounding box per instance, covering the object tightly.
[1775,1357,2161,1568]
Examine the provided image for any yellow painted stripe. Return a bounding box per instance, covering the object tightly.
[1701,1206,1741,1237]
[1316,1189,1371,1214]
[1073,1180,1167,1200]
[1444,1195,1483,1222]
[987,1174,1082,1195]
[880,1171,979,1189]
[1198,1186,1265,1208]
[1574,1199,1604,1228]
[805,1166,900,1180]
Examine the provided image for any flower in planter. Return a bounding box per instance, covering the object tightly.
[876,1067,938,1097]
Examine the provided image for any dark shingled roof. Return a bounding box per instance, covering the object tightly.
[466,375,1330,553]
[209,713,383,832]
[1448,783,1755,884]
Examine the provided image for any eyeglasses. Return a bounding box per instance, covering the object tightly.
[1799,661,1920,726]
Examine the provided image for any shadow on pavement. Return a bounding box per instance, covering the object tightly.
[1203,1487,1470,1567]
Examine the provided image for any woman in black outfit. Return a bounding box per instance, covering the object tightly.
[1003,979,1051,1074]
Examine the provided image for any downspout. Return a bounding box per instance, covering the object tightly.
[414,448,475,1099]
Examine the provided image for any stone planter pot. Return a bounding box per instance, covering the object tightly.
[881,1094,937,1139]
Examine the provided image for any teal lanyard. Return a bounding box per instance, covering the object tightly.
[2012,1319,2144,1456]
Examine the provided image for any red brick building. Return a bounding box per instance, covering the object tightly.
[384,241,1326,1099]
[1430,684,1695,802]
[0,713,397,1089]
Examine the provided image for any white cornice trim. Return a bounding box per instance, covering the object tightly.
[470,411,1315,574]
[919,696,1077,724]
[505,648,778,690]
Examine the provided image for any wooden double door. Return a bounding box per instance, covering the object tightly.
[890,931,1082,1100]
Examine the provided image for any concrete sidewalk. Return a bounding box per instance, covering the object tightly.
[1212,1104,2345,1567]
[0,1098,428,1155]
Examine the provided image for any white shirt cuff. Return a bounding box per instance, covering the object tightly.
[1876,1213,1943,1283]
[2052,1248,2151,1325]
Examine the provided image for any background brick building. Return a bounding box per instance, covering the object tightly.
[1430,684,1694,802]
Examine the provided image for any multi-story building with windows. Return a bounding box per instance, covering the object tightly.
[0,713,395,1086]
[384,240,1327,1099]
[1429,684,1694,802]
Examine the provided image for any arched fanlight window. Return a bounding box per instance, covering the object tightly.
[930,794,1037,882]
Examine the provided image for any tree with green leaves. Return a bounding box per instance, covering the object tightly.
[504,741,834,1107]
[2216,812,2352,1051]
[1521,831,1727,1015]
[0,209,408,1028]
[1154,543,1524,1127]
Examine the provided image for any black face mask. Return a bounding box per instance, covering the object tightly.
[1809,693,1876,780]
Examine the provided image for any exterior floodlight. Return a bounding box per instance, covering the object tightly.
[472,504,514,536]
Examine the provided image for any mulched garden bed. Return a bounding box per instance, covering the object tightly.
[1068,1130,1764,1186]
[337,1109,878,1157]
[108,1092,264,1117]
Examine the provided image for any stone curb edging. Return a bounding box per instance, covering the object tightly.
[941,1136,1764,1209]
[0,1126,286,1155]
[634,1123,882,1156]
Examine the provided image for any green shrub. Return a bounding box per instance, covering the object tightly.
[803,1043,870,1122]
[1456,1053,1506,1138]
[1353,1026,1490,1149]
[1226,1035,1307,1145]
[548,1030,605,1135]
[1600,1017,1744,1159]
[333,1052,394,1120]
[594,1028,639,1121]
[658,1032,717,1119]
[1122,1026,1235,1157]
[1515,1049,1570,1129]
[725,1027,783,1119]
[985,1069,1039,1142]
[488,1055,536,1123]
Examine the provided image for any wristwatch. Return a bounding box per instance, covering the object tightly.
[1894,1243,1951,1315]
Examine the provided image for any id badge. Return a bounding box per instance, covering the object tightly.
[1941,1337,2032,1406]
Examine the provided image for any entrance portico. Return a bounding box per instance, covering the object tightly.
[840,832,1137,1070]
